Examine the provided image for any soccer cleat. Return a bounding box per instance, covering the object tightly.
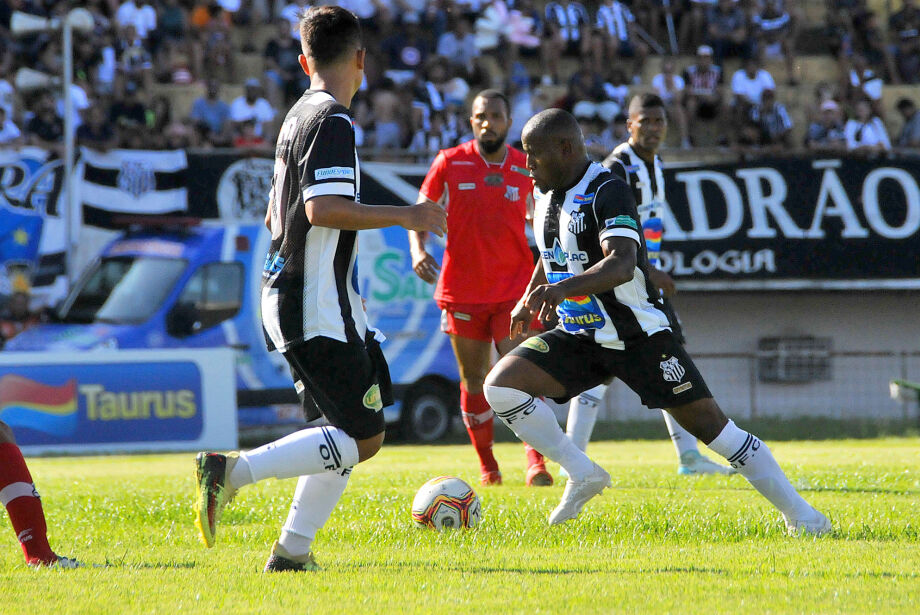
[526,463,554,487]
[784,508,832,537]
[480,470,503,486]
[264,541,321,572]
[27,555,82,569]
[678,450,737,475]
[548,463,611,525]
[194,451,239,548]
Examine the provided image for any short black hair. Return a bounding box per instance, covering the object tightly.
[299,6,362,67]
[628,93,665,115]
[896,97,915,112]
[474,89,510,114]
[522,108,581,143]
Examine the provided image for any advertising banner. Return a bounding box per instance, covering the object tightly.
[0,349,237,454]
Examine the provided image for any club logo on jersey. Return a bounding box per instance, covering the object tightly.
[363,384,383,411]
[485,173,504,186]
[520,337,549,353]
[314,166,355,181]
[543,238,589,266]
[573,192,595,205]
[660,356,686,383]
[605,215,638,231]
[568,210,586,234]
[504,185,520,201]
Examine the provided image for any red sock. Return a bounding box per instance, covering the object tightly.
[0,443,55,564]
[460,386,498,474]
[525,444,545,468]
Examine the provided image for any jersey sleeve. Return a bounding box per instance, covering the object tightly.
[593,178,641,245]
[419,150,448,203]
[299,113,357,201]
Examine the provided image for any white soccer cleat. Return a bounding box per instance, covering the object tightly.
[548,463,611,525]
[784,508,832,537]
[678,450,737,475]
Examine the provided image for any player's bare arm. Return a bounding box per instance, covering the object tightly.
[408,198,442,283]
[510,261,548,338]
[525,236,637,323]
[306,195,447,236]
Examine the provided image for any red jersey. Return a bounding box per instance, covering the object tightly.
[419,141,535,305]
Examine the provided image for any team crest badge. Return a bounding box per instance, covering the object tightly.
[568,210,586,234]
[504,185,520,201]
[659,356,686,382]
[117,160,156,199]
[363,384,383,411]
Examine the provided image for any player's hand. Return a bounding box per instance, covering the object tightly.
[411,249,440,283]
[524,283,568,324]
[403,202,447,237]
[647,268,676,297]
[509,300,535,339]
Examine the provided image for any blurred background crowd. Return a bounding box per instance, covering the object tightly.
[0,0,918,159]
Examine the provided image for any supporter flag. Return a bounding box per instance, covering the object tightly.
[78,147,188,228]
[0,207,43,268]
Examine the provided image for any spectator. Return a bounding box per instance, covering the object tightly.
[541,0,592,85]
[109,81,149,147]
[115,24,155,94]
[651,58,690,148]
[845,53,884,118]
[608,111,629,143]
[681,0,718,54]
[232,118,266,149]
[852,10,899,84]
[0,292,39,348]
[369,78,404,149]
[706,0,750,65]
[0,106,22,146]
[750,87,793,151]
[189,78,231,146]
[895,98,920,149]
[845,97,891,156]
[602,66,631,113]
[560,65,605,114]
[199,4,236,82]
[683,45,724,129]
[593,0,648,82]
[115,0,157,43]
[229,78,276,141]
[381,12,432,85]
[437,15,481,80]
[574,103,608,161]
[76,102,117,151]
[264,17,309,108]
[804,98,847,154]
[888,0,920,83]
[25,92,63,148]
[731,55,776,109]
[751,0,797,85]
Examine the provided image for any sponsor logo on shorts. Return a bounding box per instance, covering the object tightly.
[458,182,476,190]
[314,166,355,181]
[605,215,638,230]
[363,384,383,411]
[660,356,686,383]
[672,382,693,394]
[520,337,549,353]
[452,312,471,321]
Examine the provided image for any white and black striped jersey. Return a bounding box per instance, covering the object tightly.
[602,142,667,267]
[534,162,670,350]
[545,1,590,41]
[261,90,366,352]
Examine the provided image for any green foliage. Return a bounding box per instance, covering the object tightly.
[1,439,918,614]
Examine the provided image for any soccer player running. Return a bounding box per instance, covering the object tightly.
[483,108,831,536]
[410,90,552,487]
[0,420,79,567]
[561,93,734,476]
[193,6,447,571]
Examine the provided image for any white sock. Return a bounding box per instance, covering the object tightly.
[566,383,606,451]
[484,384,595,480]
[278,467,352,557]
[707,420,813,520]
[229,426,360,488]
[661,410,699,458]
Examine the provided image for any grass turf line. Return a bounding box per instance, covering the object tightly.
[0,438,917,614]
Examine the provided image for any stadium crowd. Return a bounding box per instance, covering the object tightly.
[0,0,917,157]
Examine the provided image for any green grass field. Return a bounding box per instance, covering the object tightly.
[1,438,918,614]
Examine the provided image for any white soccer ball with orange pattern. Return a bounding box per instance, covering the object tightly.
[411,476,482,530]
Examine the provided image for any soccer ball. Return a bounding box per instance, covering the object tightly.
[411,476,482,530]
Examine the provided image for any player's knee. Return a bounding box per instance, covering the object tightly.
[0,421,14,444]
[356,431,385,462]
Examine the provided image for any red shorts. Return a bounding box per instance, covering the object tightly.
[438,300,518,345]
